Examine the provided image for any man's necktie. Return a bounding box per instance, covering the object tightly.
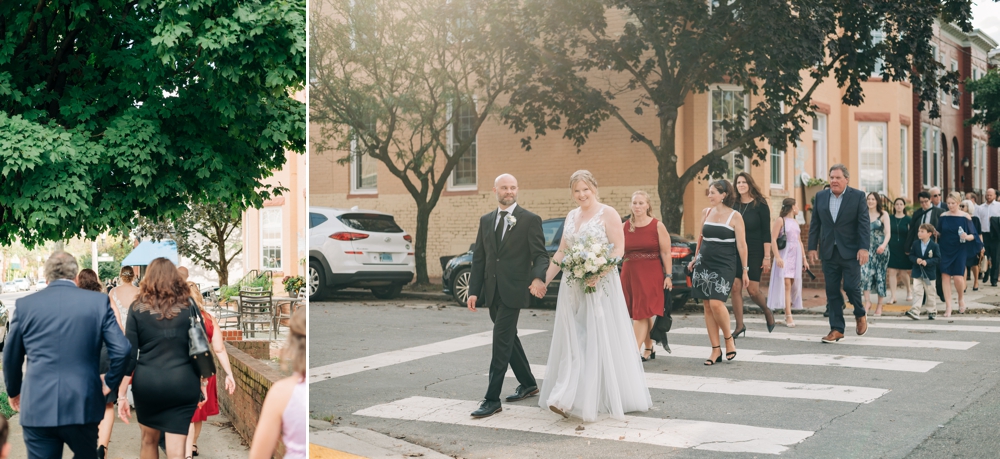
[496,211,508,246]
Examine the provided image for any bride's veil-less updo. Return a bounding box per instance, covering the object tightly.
[570,170,599,198]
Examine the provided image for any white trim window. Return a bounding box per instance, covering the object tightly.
[973,139,981,191]
[921,125,930,188]
[981,140,988,193]
[448,98,478,189]
[349,135,378,193]
[770,145,785,188]
[858,122,887,193]
[975,139,988,192]
[900,126,908,196]
[812,113,828,180]
[951,60,960,108]
[710,86,749,179]
[872,29,885,77]
[260,208,283,271]
[933,128,941,187]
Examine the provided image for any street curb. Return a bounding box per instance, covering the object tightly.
[310,423,452,459]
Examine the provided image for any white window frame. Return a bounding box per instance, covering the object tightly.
[872,29,885,77]
[708,84,750,180]
[349,135,378,194]
[858,122,888,194]
[933,128,942,187]
[812,113,828,180]
[951,60,960,108]
[260,207,283,271]
[921,125,930,188]
[900,126,908,196]
[447,97,479,191]
[973,139,981,191]
[770,145,785,188]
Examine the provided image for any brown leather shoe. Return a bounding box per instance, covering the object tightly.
[856,316,868,336]
[821,330,845,343]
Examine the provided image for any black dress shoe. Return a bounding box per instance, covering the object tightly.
[471,400,503,418]
[504,385,539,402]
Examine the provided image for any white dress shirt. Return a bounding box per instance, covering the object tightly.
[494,202,518,241]
[977,201,1000,233]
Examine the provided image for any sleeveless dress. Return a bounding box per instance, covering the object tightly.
[692,210,739,301]
[860,218,889,296]
[538,206,652,422]
[282,378,307,459]
[937,215,980,276]
[767,218,803,311]
[888,215,912,270]
[192,310,219,422]
[620,219,665,320]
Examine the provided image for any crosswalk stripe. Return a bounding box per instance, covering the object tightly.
[658,344,940,372]
[744,318,1000,333]
[308,329,545,383]
[354,396,814,455]
[505,364,888,404]
[670,327,978,350]
[873,315,1000,322]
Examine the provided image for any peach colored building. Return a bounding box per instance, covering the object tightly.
[312,19,998,280]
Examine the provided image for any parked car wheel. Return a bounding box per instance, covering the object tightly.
[309,260,326,301]
[451,268,471,305]
[371,284,403,299]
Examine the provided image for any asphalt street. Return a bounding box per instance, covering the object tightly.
[312,290,1000,459]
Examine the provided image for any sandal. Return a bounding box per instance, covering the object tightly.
[193,444,199,457]
[724,335,737,361]
[785,315,796,328]
[705,346,722,365]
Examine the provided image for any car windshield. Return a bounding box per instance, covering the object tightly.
[337,213,404,233]
[542,219,563,247]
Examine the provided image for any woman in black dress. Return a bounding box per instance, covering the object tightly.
[731,172,776,336]
[688,180,749,365]
[76,269,123,459]
[117,258,204,459]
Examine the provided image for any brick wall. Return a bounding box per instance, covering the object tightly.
[217,343,285,459]
[230,340,272,360]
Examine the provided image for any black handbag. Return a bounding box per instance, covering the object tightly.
[188,299,217,378]
[776,221,787,250]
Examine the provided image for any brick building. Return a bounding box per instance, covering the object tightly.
[311,18,1000,280]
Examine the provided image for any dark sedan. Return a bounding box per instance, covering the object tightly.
[441,217,696,307]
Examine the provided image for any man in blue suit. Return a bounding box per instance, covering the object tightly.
[808,164,871,343]
[3,252,131,459]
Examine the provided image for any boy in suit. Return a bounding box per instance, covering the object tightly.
[906,224,941,320]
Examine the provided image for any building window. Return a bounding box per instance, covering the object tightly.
[448,99,478,189]
[981,141,989,193]
[951,60,960,108]
[921,126,930,188]
[872,29,885,77]
[858,122,887,193]
[261,208,283,271]
[933,129,941,187]
[973,139,981,191]
[770,145,784,187]
[350,142,378,193]
[900,126,908,196]
[711,86,749,179]
[812,113,828,180]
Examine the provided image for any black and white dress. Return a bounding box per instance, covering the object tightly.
[692,210,740,301]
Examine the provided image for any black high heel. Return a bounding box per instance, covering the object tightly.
[646,348,656,360]
[724,335,737,361]
[705,346,722,365]
[97,446,106,459]
[761,305,776,333]
[731,325,746,339]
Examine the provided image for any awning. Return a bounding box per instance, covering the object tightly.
[121,240,179,266]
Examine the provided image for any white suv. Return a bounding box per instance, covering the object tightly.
[309,207,415,300]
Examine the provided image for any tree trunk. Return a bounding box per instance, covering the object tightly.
[414,204,432,285]
[656,105,685,235]
[216,226,230,286]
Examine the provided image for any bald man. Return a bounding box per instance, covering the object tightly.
[467,174,549,418]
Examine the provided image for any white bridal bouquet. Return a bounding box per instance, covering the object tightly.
[557,234,621,294]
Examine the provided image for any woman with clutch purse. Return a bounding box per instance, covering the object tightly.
[767,199,808,326]
[117,258,205,459]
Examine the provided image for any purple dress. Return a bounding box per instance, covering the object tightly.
[768,218,803,311]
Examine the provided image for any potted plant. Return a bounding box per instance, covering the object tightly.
[283,276,306,296]
[804,177,829,222]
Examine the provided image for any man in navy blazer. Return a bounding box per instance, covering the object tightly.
[808,165,871,343]
[3,252,131,459]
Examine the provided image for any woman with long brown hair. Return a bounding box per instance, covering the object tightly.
[76,269,122,459]
[117,258,204,459]
[731,172,776,336]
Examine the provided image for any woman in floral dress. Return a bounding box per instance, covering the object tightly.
[860,192,891,316]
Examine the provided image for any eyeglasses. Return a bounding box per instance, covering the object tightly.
[932,194,941,197]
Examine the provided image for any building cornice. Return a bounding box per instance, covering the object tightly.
[968,29,999,53]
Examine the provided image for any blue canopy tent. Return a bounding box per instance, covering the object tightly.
[121,240,179,266]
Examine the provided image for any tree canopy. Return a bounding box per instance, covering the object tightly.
[0,0,306,247]
[502,0,973,232]
[136,201,242,286]
[968,68,1000,147]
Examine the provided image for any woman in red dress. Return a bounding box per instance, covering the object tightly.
[186,283,237,458]
[621,191,673,362]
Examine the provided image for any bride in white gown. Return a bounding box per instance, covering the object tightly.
[538,170,652,422]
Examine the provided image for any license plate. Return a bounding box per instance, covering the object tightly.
[379,253,393,262]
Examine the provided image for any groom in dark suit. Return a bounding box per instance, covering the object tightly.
[467,174,549,418]
[808,164,871,343]
[4,252,131,459]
